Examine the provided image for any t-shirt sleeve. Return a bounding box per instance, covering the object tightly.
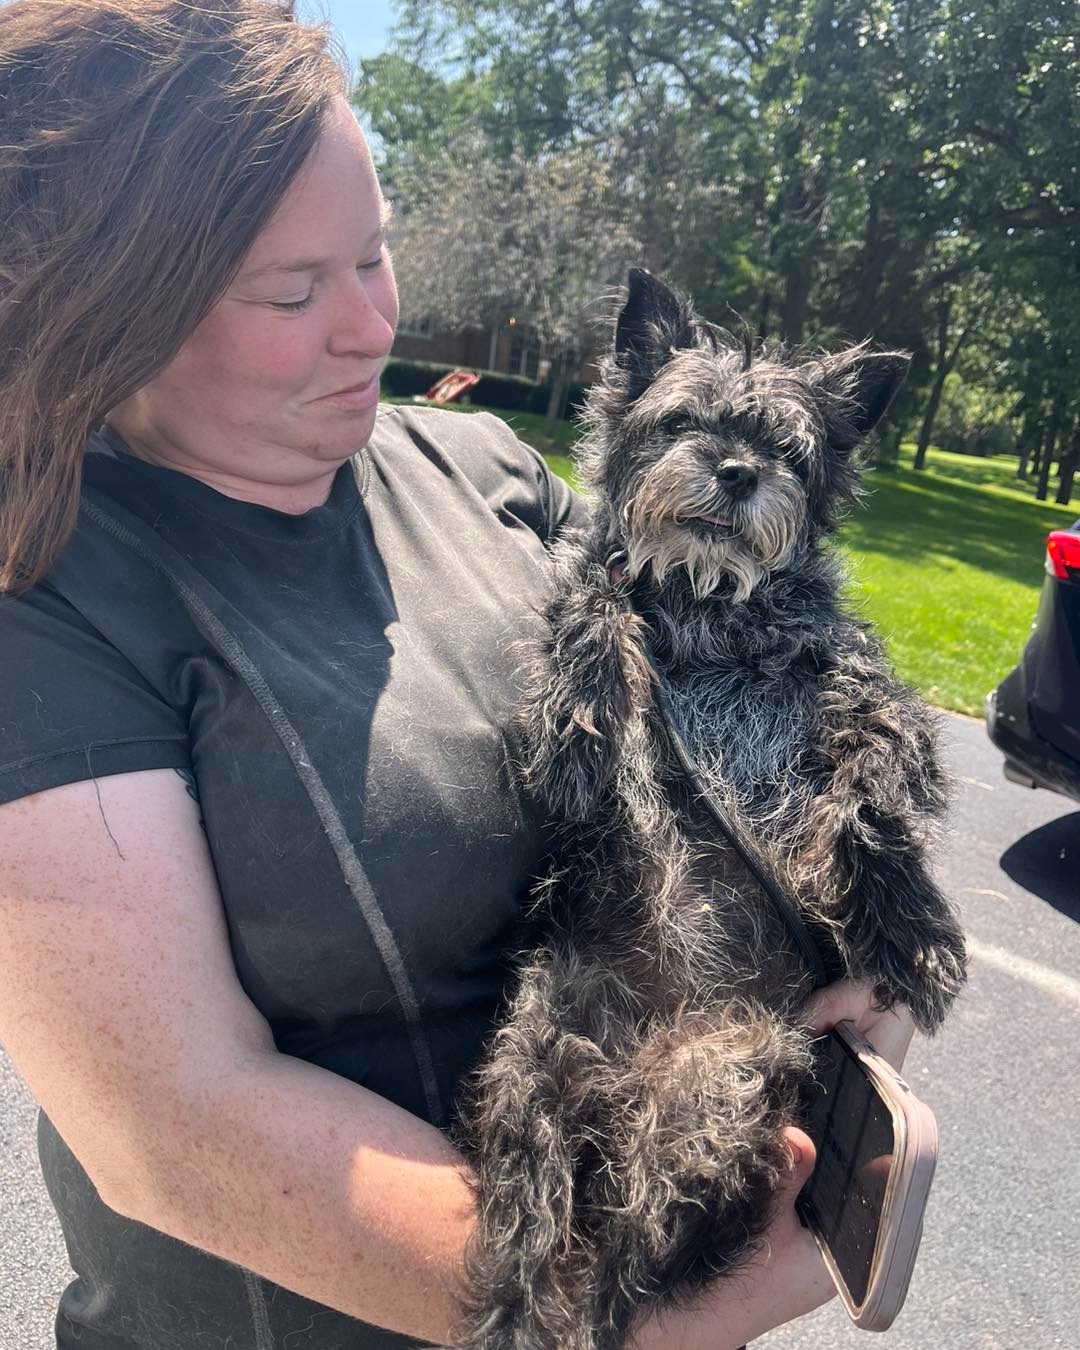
[0,583,191,806]
[385,405,592,546]
[472,411,591,544]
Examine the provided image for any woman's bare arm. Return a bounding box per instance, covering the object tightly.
[0,768,834,1346]
[0,769,479,1341]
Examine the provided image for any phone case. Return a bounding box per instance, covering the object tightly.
[808,1019,939,1332]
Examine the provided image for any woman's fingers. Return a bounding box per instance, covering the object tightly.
[862,1004,916,1071]
[802,978,878,1033]
[801,979,917,1071]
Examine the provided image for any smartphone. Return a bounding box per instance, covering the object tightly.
[795,1019,939,1331]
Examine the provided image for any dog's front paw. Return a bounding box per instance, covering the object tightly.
[864,922,968,1035]
[905,931,968,1034]
[516,573,656,821]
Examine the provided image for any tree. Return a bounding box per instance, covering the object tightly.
[363,0,1079,457]
[386,139,639,430]
[1056,421,1079,506]
[913,293,969,470]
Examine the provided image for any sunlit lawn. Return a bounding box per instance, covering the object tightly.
[385,396,1079,716]
[840,445,1077,715]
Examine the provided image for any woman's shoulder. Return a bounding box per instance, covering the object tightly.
[370,402,541,488]
[369,403,588,543]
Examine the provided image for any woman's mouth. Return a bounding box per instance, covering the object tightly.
[317,373,381,412]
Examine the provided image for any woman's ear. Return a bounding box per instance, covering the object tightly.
[803,345,911,453]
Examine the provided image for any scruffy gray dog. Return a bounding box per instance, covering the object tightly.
[454,270,967,1350]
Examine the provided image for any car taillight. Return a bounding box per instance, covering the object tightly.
[1046,531,1080,582]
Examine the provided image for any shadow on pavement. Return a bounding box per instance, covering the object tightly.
[999,812,1080,922]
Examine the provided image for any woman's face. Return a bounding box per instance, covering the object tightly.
[110,96,398,495]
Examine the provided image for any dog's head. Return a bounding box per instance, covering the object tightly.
[581,269,909,601]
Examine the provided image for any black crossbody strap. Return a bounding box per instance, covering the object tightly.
[649,670,834,989]
[605,550,839,990]
[79,488,448,1129]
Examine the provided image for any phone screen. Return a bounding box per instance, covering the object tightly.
[797,1032,897,1307]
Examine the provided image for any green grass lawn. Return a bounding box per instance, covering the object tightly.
[385,397,1079,717]
[841,445,1077,715]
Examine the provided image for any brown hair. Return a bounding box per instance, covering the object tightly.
[0,0,348,591]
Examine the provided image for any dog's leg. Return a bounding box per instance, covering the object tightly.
[514,531,655,822]
[792,626,967,1032]
[583,1002,812,1349]
[457,948,626,1350]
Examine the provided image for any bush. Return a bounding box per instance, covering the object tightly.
[470,369,541,412]
[382,359,592,421]
[934,373,1018,457]
[381,358,458,398]
[526,380,592,419]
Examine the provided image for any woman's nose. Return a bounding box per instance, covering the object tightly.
[327,273,395,358]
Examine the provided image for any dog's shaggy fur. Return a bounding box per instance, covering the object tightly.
[452,270,967,1350]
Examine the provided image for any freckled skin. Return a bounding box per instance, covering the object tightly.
[108,96,399,514]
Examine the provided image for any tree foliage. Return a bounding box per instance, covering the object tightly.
[354,0,1080,494]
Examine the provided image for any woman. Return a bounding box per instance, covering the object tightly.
[0,3,912,1347]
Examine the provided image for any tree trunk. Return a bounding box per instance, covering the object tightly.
[874,421,903,469]
[913,375,946,470]
[777,162,825,345]
[780,237,814,346]
[756,176,778,340]
[1015,403,1043,479]
[543,352,569,437]
[1029,429,1046,483]
[1036,398,1064,501]
[1016,428,1034,478]
[914,298,965,470]
[851,186,886,338]
[1055,422,1079,506]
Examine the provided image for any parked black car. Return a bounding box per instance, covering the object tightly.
[986,521,1080,804]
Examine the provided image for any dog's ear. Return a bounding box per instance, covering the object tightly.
[616,269,686,358]
[804,346,911,452]
[615,269,697,396]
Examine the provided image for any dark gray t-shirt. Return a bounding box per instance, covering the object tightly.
[0,405,587,1349]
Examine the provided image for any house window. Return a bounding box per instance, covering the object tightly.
[398,316,434,339]
[509,331,540,380]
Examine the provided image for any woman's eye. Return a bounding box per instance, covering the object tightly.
[270,256,384,312]
[268,253,383,310]
[271,294,315,313]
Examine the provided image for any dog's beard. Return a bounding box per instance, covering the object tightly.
[623,452,807,602]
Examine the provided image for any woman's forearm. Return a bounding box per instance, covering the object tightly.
[106,1047,829,1348]
[108,1049,477,1344]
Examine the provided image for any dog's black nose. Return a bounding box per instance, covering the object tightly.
[717,463,758,498]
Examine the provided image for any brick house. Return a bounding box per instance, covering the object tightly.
[393,316,598,385]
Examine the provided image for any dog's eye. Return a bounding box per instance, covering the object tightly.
[661,413,695,437]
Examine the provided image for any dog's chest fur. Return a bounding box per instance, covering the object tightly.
[664,663,815,824]
[641,559,838,838]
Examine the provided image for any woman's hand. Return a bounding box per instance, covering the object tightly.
[802,979,916,1072]
[629,1125,834,1350]
[632,981,919,1350]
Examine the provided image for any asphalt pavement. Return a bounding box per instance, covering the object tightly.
[1,713,1078,1349]
[761,712,1080,1350]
